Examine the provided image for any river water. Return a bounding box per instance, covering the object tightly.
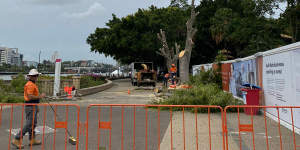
[0,74,77,80]
[0,75,11,80]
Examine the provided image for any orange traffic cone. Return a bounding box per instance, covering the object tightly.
[128,89,131,94]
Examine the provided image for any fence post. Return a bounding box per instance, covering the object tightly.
[72,76,80,90]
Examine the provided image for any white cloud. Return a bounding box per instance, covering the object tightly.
[63,2,105,18]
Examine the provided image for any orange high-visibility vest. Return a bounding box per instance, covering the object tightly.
[24,81,39,101]
[170,67,177,73]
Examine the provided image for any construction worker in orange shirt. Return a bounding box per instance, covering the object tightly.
[169,64,177,85]
[12,69,46,149]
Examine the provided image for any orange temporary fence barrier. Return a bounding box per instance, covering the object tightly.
[2,103,300,150]
[85,104,225,150]
[0,103,80,150]
[224,105,300,150]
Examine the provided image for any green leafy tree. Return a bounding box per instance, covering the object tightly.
[87,6,188,67]
[197,0,288,58]
[210,8,234,46]
[87,0,294,77]
[170,0,189,9]
[214,49,233,62]
[282,0,300,42]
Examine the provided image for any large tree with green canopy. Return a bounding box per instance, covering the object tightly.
[87,0,293,79]
[87,6,188,68]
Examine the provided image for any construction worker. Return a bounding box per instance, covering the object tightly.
[12,69,45,148]
[164,72,169,87]
[169,64,177,85]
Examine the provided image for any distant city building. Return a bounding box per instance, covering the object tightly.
[62,61,71,67]
[51,51,59,63]
[23,61,38,68]
[87,60,96,66]
[0,47,23,66]
[80,60,88,67]
[12,50,23,66]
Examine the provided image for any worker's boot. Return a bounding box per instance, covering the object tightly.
[29,139,41,145]
[11,139,24,149]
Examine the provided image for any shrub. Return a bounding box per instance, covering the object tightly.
[80,74,106,89]
[190,69,222,89]
[0,93,24,103]
[0,79,12,93]
[11,73,27,93]
[153,83,241,112]
[38,75,73,80]
[0,79,24,103]
[152,68,242,112]
[0,75,24,103]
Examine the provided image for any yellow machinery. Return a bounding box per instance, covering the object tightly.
[130,62,156,87]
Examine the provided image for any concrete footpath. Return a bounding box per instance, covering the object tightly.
[159,112,239,150]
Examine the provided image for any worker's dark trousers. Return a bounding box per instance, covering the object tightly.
[163,78,168,87]
[15,105,38,140]
[170,73,176,85]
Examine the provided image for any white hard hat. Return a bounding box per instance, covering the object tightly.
[28,69,41,76]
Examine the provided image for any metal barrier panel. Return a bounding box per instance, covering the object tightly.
[224,106,300,150]
[0,103,80,150]
[86,104,225,150]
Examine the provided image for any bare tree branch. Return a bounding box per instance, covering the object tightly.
[179,0,199,83]
[175,42,180,55]
[157,0,199,79]
[157,29,180,68]
[191,29,198,39]
[156,49,167,57]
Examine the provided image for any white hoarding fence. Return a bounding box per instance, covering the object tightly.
[192,41,300,134]
[263,48,300,133]
[192,63,213,75]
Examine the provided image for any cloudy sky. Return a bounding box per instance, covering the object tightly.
[0,0,169,64]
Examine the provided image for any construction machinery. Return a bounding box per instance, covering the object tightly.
[130,62,157,87]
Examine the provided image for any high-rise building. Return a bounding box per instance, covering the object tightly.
[0,47,23,66]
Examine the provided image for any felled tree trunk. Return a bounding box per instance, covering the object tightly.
[179,0,199,83]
